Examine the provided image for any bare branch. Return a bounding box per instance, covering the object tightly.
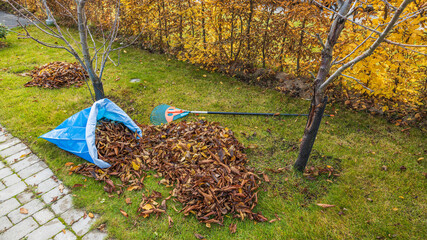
[341,74,374,92]
[320,0,415,91]
[312,0,426,49]
[334,25,380,65]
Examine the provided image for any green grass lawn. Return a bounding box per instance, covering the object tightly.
[0,27,426,240]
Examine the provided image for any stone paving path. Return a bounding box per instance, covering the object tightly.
[0,124,108,240]
[0,11,32,28]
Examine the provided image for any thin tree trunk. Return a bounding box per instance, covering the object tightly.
[77,0,104,100]
[296,18,306,74]
[262,7,274,68]
[230,11,235,60]
[294,0,354,171]
[201,0,206,50]
[234,15,244,62]
[294,96,327,171]
[279,22,288,72]
[157,2,163,50]
[246,0,254,60]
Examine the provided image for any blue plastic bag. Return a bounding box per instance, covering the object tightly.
[40,98,142,168]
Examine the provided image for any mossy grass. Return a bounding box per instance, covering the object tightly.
[0,26,425,239]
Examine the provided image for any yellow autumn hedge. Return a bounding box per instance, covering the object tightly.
[16,0,427,111]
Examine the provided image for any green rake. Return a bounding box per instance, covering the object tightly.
[150,104,312,125]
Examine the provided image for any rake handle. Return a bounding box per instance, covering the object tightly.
[190,111,309,117]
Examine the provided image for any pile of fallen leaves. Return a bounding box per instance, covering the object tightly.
[69,120,267,226]
[24,62,87,88]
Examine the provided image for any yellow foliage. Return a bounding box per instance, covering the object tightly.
[17,0,426,110]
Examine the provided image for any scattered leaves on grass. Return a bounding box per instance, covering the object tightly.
[24,62,87,89]
[19,208,28,214]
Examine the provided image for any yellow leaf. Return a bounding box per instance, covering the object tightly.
[142,204,154,210]
[132,161,140,171]
[88,212,94,218]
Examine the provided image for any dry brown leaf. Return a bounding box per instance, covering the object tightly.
[19,208,28,214]
[263,173,270,182]
[59,184,64,193]
[125,198,132,205]
[120,209,128,217]
[65,162,74,166]
[316,203,336,208]
[229,223,237,234]
[88,212,94,218]
[194,233,205,239]
[168,215,173,228]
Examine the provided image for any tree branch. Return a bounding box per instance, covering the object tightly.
[320,0,415,91]
[342,74,374,92]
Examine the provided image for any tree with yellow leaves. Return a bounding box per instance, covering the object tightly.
[294,0,426,171]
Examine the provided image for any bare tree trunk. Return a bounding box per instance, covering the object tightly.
[201,0,206,50]
[294,96,327,171]
[246,0,254,60]
[294,0,353,171]
[262,7,274,68]
[296,18,306,74]
[77,0,104,100]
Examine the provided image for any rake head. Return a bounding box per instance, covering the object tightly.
[150,104,190,125]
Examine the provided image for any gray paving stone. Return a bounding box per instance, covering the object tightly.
[36,177,59,193]
[25,168,54,186]
[0,216,13,232]
[32,208,55,225]
[5,149,32,164]
[0,133,11,143]
[54,229,77,240]
[8,198,45,224]
[2,174,21,187]
[51,194,73,214]
[0,198,20,217]
[10,154,40,172]
[0,138,20,151]
[61,208,85,225]
[72,214,97,236]
[0,217,38,240]
[0,143,28,158]
[17,161,47,179]
[82,230,108,240]
[0,167,13,180]
[16,190,36,204]
[25,218,65,240]
[0,181,27,201]
[0,161,4,168]
[41,185,69,204]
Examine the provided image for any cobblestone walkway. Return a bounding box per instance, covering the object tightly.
[0,125,108,240]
